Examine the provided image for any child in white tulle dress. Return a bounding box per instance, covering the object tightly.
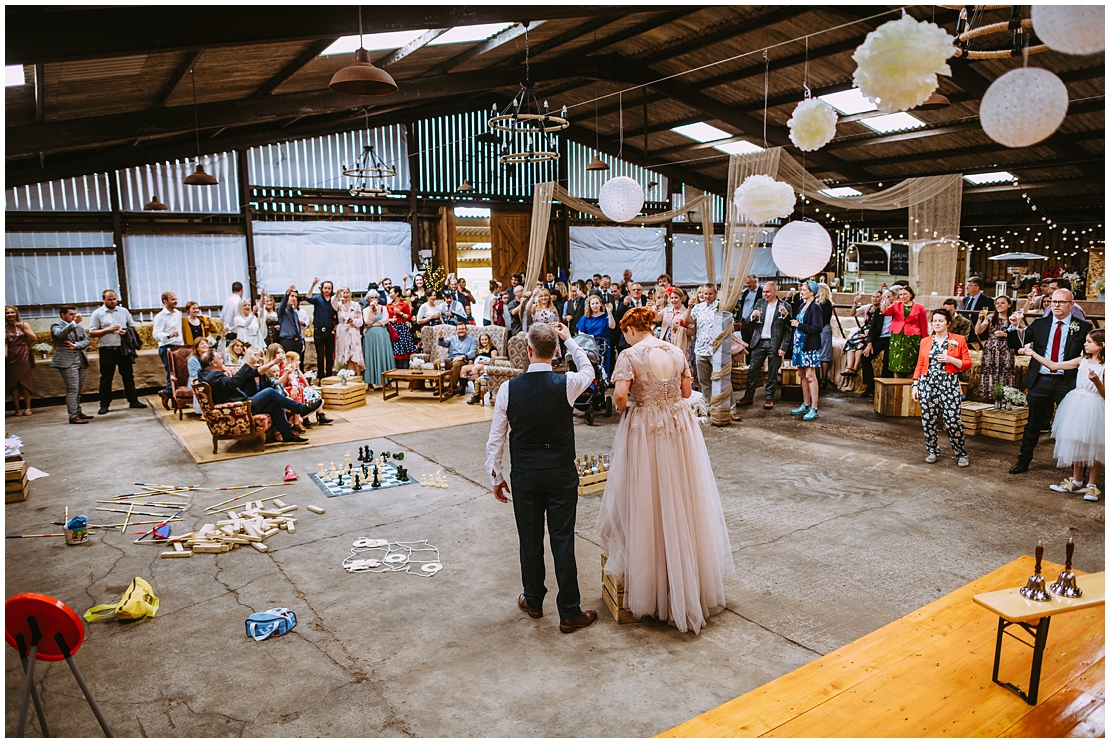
[1019,329,1105,502]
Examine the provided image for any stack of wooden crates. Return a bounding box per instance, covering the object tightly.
[318,376,367,411]
[601,553,642,624]
[6,460,28,503]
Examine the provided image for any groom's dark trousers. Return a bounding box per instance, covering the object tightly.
[507,371,582,621]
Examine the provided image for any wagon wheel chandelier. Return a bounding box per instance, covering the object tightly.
[947,6,1049,59]
[485,22,569,165]
[343,112,397,196]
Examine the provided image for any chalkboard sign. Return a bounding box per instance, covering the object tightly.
[856,244,888,272]
[889,243,910,276]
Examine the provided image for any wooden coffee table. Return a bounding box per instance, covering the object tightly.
[381,368,454,402]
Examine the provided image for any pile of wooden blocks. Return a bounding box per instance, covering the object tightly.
[6,460,28,503]
[160,499,299,558]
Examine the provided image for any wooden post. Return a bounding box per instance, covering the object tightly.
[406,123,421,270]
[109,171,130,306]
[236,151,258,301]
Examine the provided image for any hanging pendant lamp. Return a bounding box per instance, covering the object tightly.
[916,91,951,110]
[586,156,609,171]
[329,7,397,96]
[183,67,218,187]
[457,179,474,193]
[143,195,170,210]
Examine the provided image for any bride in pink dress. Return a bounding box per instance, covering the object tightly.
[597,306,733,634]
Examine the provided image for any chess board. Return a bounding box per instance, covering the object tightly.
[309,462,415,498]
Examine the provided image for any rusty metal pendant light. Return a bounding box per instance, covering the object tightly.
[586,156,609,171]
[183,67,218,186]
[143,195,170,210]
[916,91,951,110]
[329,6,398,96]
[457,179,474,193]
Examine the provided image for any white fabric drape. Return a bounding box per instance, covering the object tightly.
[568,227,667,283]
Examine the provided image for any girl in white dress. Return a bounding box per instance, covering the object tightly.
[1019,329,1105,502]
[597,307,733,634]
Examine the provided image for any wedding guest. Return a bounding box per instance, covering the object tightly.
[577,293,616,375]
[333,286,365,377]
[1006,289,1093,474]
[441,291,469,325]
[816,283,835,388]
[861,289,895,397]
[416,289,447,328]
[660,287,691,357]
[614,282,649,354]
[88,289,145,415]
[975,295,1017,400]
[911,308,971,466]
[1019,329,1104,501]
[688,283,720,399]
[307,277,339,380]
[484,280,503,327]
[883,284,929,378]
[527,286,559,326]
[1043,279,1087,320]
[181,301,216,347]
[735,274,761,350]
[960,277,992,346]
[506,285,526,338]
[466,332,499,405]
[737,282,792,412]
[562,281,587,336]
[187,337,210,415]
[153,291,183,409]
[590,275,615,308]
[457,277,476,322]
[943,298,972,338]
[387,286,416,368]
[51,305,91,424]
[257,290,281,347]
[486,322,597,634]
[276,286,305,356]
[789,280,824,421]
[439,322,478,396]
[5,306,36,416]
[281,350,320,433]
[224,338,247,365]
[597,306,733,633]
[219,281,245,344]
[229,299,265,351]
[362,295,395,388]
[543,269,558,294]
[843,291,881,377]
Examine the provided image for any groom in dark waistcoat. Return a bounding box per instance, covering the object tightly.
[486,322,599,633]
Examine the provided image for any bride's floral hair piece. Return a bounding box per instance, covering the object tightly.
[619,306,657,334]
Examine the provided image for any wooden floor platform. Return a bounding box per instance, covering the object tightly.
[660,556,1104,738]
[149,390,493,464]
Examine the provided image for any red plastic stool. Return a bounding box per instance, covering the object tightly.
[5,593,113,737]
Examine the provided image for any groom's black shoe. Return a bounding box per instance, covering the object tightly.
[518,593,542,618]
[559,609,598,634]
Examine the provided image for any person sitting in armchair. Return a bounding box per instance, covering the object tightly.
[439,322,478,396]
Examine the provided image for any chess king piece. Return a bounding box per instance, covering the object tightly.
[372,465,381,488]
[1050,537,1083,598]
[1019,541,1052,601]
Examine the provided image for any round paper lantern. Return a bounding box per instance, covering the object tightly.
[1032,5,1105,56]
[771,221,833,278]
[598,176,644,222]
[980,68,1069,148]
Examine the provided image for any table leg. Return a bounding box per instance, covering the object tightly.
[383,377,397,401]
[991,615,1051,705]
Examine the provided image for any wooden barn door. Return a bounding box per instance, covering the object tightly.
[490,208,531,288]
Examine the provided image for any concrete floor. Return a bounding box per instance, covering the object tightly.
[4,387,1104,737]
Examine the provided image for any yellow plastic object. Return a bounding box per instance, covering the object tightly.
[83,577,160,622]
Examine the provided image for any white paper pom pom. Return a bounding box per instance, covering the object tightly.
[598,176,644,223]
[852,15,955,113]
[980,68,1069,148]
[788,99,839,152]
[732,175,796,225]
[1032,5,1105,56]
[771,221,833,279]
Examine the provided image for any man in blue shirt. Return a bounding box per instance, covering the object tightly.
[306,277,337,380]
[439,323,478,396]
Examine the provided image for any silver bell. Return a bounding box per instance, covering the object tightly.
[1019,541,1052,601]
[1050,537,1083,598]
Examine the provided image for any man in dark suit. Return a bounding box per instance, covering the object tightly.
[486,323,598,633]
[561,281,587,336]
[197,349,321,444]
[614,282,649,353]
[736,282,793,410]
[1006,289,1092,474]
[960,276,993,346]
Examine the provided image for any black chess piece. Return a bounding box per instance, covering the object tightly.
[357,446,365,463]
[397,465,408,482]
[382,451,391,459]
[352,473,362,491]
[393,452,405,461]
[367,449,374,461]
[362,463,368,479]
[371,466,381,488]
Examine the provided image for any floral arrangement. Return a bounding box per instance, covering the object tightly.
[732,175,796,224]
[787,98,838,152]
[410,358,426,370]
[32,342,52,357]
[337,369,357,385]
[1020,272,1041,282]
[1060,271,1082,284]
[852,15,955,113]
[303,369,317,382]
[1002,385,1027,407]
[1069,320,1081,334]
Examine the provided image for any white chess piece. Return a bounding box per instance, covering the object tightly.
[317,463,325,477]
[421,474,427,487]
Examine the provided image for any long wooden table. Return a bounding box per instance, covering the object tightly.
[381,368,453,402]
[660,556,1104,738]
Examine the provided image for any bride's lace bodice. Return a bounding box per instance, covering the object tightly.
[612,337,692,409]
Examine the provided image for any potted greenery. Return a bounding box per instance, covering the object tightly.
[992,383,1005,410]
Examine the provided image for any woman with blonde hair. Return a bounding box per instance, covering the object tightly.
[6,305,36,416]
[526,286,559,326]
[816,282,835,388]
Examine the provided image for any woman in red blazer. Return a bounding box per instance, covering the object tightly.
[911,308,972,467]
[883,285,930,377]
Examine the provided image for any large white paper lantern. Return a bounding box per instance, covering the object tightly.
[1032,5,1105,56]
[980,68,1069,148]
[771,221,833,278]
[598,176,644,222]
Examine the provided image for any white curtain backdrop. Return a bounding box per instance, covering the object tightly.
[673,234,724,285]
[253,221,411,295]
[124,233,249,311]
[568,226,666,284]
[6,231,118,307]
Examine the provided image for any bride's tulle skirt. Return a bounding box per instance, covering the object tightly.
[597,399,734,634]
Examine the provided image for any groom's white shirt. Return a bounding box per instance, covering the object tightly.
[485,338,595,487]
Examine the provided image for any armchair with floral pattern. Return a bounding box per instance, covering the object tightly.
[192,381,272,454]
[484,334,529,399]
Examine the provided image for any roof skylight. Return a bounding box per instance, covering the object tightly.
[818,88,877,115]
[859,112,926,134]
[963,171,1017,185]
[713,140,764,156]
[672,122,732,143]
[6,64,25,87]
[819,186,863,197]
[429,23,515,45]
[322,31,431,56]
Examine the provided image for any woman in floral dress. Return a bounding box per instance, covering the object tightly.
[332,287,364,376]
[974,295,1017,400]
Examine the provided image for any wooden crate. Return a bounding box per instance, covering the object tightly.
[874,378,921,417]
[731,366,767,390]
[979,407,1029,442]
[578,470,608,497]
[780,383,803,402]
[780,366,799,386]
[960,401,993,436]
[5,460,28,503]
[320,381,367,410]
[601,553,642,624]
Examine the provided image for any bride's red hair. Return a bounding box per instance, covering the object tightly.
[619,306,656,334]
